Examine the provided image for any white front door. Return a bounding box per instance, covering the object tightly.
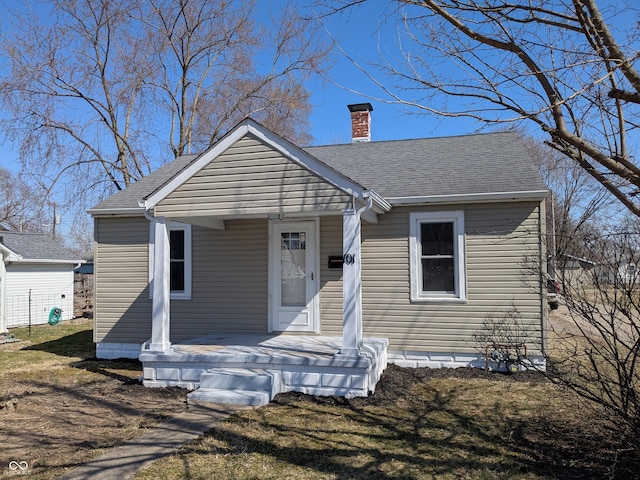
[269,220,319,332]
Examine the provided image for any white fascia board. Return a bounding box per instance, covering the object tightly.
[359,190,391,223]
[387,190,549,205]
[364,190,392,213]
[87,207,146,216]
[561,253,597,265]
[145,119,367,209]
[0,243,15,261]
[11,258,85,265]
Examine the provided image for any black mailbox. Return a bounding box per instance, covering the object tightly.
[328,256,344,269]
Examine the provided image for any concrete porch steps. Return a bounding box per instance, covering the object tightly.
[141,336,389,400]
[187,368,283,406]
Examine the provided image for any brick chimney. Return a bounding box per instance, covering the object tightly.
[348,103,373,142]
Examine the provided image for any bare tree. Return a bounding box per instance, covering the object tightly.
[1,0,153,199]
[141,0,323,157]
[550,229,640,450]
[323,0,640,218]
[525,137,614,261]
[0,167,47,232]
[0,0,328,209]
[320,1,640,455]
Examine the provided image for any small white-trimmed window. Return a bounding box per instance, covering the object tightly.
[149,222,192,300]
[410,211,466,302]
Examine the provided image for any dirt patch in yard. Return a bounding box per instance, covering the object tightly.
[273,365,639,479]
[0,368,187,479]
[1,355,550,479]
[0,322,188,476]
[275,363,547,408]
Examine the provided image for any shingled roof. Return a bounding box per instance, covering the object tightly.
[89,124,546,214]
[306,131,546,199]
[90,154,198,213]
[0,232,83,263]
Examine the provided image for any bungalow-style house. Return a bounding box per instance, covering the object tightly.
[89,104,549,405]
[0,232,84,332]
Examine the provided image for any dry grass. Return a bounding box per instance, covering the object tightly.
[136,372,624,480]
[1,319,636,479]
[0,321,187,479]
[0,321,94,374]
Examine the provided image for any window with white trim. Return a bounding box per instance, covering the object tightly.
[149,222,192,300]
[410,211,466,302]
[170,228,186,293]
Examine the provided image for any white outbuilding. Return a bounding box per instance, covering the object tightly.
[0,231,84,332]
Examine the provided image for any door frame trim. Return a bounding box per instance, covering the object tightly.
[267,218,320,333]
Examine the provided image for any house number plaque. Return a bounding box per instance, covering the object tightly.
[327,254,356,268]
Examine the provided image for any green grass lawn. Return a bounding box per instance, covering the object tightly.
[1,321,143,383]
[1,321,94,375]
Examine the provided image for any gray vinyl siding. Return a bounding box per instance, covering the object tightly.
[95,202,544,354]
[155,135,351,218]
[169,219,268,342]
[95,217,269,344]
[320,202,545,354]
[94,216,151,344]
[319,216,344,333]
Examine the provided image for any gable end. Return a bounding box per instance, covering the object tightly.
[154,134,353,219]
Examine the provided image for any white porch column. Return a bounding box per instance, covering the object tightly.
[340,208,363,356]
[149,216,171,351]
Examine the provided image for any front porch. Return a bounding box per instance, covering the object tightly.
[137,122,395,405]
[140,335,389,406]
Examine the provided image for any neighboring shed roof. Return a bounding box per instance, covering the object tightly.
[89,125,546,214]
[0,232,83,263]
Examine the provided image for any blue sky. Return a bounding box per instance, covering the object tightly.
[0,0,481,167]
[303,2,480,145]
[0,0,487,244]
[1,0,634,244]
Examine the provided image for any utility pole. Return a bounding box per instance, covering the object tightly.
[52,202,56,240]
[43,202,61,240]
[51,203,61,240]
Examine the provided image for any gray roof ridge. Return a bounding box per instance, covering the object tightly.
[305,130,514,148]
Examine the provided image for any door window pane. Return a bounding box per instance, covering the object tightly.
[281,232,306,306]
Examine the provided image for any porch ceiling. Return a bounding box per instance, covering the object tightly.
[167,204,383,230]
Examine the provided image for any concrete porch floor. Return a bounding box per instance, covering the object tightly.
[139,335,389,405]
